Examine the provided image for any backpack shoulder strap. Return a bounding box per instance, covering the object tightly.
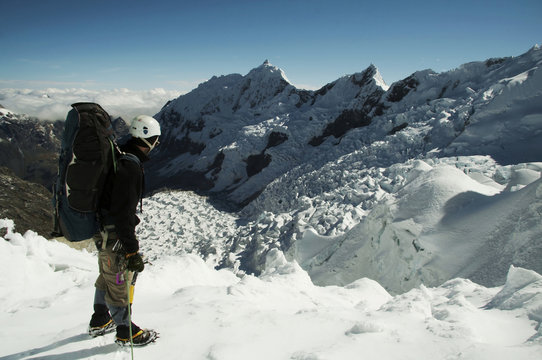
[119,152,141,167]
[117,152,144,212]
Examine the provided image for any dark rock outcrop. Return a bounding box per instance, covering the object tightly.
[0,167,52,238]
[0,113,62,189]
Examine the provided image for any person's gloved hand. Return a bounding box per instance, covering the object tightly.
[126,252,145,272]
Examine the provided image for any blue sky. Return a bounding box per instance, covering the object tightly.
[1,0,541,93]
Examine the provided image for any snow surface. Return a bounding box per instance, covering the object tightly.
[1,219,541,359]
[151,46,542,205]
[133,156,542,295]
[1,46,542,359]
[135,46,542,294]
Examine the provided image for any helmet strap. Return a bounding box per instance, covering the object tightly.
[140,136,159,151]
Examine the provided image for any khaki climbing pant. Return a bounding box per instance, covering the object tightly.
[94,229,134,308]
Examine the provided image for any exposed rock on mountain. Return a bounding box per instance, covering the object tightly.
[0,109,62,189]
[0,166,52,238]
[137,46,542,292]
[147,47,542,211]
[147,61,389,203]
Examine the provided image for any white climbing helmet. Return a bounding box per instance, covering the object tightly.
[129,115,161,149]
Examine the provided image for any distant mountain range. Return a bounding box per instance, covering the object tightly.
[0,107,62,188]
[147,47,542,207]
[140,46,541,291]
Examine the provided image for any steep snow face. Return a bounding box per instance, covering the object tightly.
[296,159,542,293]
[446,48,542,164]
[235,60,292,111]
[148,47,542,208]
[135,156,542,294]
[147,62,388,201]
[135,47,542,293]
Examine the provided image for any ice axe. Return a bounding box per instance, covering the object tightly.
[129,271,138,305]
[125,270,139,358]
[125,258,150,356]
[127,257,151,304]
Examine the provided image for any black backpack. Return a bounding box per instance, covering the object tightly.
[52,102,139,241]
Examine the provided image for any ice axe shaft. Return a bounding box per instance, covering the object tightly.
[127,257,149,304]
[129,271,139,305]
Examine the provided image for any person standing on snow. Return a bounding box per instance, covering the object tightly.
[88,115,161,346]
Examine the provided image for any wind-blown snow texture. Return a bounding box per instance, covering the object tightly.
[1,220,541,359]
[144,46,542,293]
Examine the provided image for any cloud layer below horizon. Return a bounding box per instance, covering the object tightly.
[0,88,182,121]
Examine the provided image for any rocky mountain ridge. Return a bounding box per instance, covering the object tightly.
[0,108,62,189]
[0,166,52,237]
[136,46,542,292]
[147,46,542,208]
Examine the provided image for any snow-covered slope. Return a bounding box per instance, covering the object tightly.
[138,157,542,294]
[1,220,541,359]
[137,46,542,293]
[296,160,542,293]
[148,46,542,203]
[2,43,542,360]
[147,61,387,202]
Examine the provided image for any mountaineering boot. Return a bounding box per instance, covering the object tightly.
[115,323,158,346]
[89,319,116,337]
[88,304,116,337]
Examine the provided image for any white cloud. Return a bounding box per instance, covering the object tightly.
[0,88,183,121]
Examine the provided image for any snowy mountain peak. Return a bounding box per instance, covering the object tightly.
[348,64,388,91]
[151,48,542,204]
[245,59,291,86]
[369,64,388,90]
[150,47,542,206]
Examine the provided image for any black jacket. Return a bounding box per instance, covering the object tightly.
[100,138,149,253]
